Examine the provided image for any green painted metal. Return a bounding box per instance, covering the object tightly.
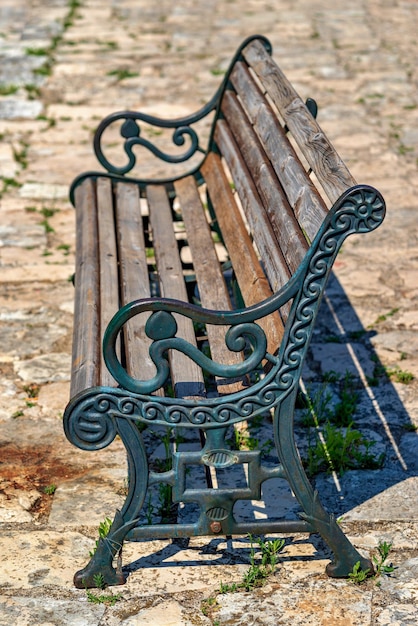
[63,35,386,588]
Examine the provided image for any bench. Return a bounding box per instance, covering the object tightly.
[63,35,385,588]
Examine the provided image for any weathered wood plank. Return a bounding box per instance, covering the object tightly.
[147,184,205,399]
[230,61,328,242]
[71,178,100,395]
[242,40,356,204]
[115,182,157,385]
[96,178,119,387]
[175,176,244,394]
[215,117,291,295]
[201,152,284,354]
[221,92,309,278]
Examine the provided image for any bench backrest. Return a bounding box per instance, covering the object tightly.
[70,37,368,401]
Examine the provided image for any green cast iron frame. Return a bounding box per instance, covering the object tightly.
[64,35,385,588]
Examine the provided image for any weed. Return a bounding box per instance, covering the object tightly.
[23,383,40,398]
[89,516,112,557]
[372,308,399,325]
[348,560,370,584]
[0,84,19,96]
[241,535,285,590]
[228,426,259,451]
[201,595,219,617]
[300,384,333,427]
[40,219,55,234]
[373,541,394,576]
[402,422,417,432]
[332,373,358,426]
[57,243,71,255]
[85,586,122,606]
[387,367,414,384]
[349,541,394,584]
[41,207,59,218]
[305,423,382,476]
[11,410,24,419]
[107,68,139,81]
[219,581,238,593]
[210,68,225,76]
[43,484,57,495]
[34,62,53,77]
[25,47,49,56]
[93,573,105,589]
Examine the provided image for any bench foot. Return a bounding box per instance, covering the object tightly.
[73,535,126,589]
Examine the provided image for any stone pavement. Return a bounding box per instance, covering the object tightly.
[1,1,417,624]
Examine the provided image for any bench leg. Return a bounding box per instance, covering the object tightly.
[73,417,149,588]
[274,391,374,577]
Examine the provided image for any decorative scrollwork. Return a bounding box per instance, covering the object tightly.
[105,308,268,395]
[64,394,118,451]
[276,185,385,393]
[93,112,205,177]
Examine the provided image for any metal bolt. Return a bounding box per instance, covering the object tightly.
[210,521,222,534]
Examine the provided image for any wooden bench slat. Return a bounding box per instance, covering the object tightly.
[214,117,291,296]
[220,91,309,277]
[201,153,284,354]
[174,176,244,394]
[147,184,205,399]
[115,182,157,384]
[96,178,120,387]
[71,179,100,396]
[230,61,328,242]
[242,40,356,205]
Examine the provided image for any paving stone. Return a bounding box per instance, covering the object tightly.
[0,596,105,626]
[0,99,43,120]
[14,352,71,383]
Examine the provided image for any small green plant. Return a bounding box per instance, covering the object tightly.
[201,595,219,617]
[0,84,19,96]
[241,535,285,590]
[387,367,414,384]
[300,384,333,427]
[402,422,417,432]
[85,585,122,606]
[373,541,395,577]
[107,68,139,81]
[89,516,113,557]
[305,423,383,477]
[219,581,238,593]
[43,484,57,495]
[349,541,394,584]
[25,47,49,56]
[371,308,399,325]
[57,243,71,255]
[332,373,358,426]
[348,560,370,584]
[23,383,40,398]
[93,573,105,589]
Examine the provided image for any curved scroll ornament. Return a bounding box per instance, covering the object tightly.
[105,310,268,395]
[93,113,205,176]
[64,394,117,451]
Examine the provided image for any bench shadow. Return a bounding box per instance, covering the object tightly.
[302,272,417,519]
[122,535,328,578]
